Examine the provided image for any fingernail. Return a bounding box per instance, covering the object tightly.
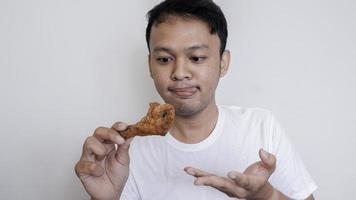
[188,169,195,176]
[228,173,236,179]
[261,149,270,158]
[113,122,121,130]
[118,123,125,130]
[116,135,125,144]
[194,180,203,186]
[184,168,195,175]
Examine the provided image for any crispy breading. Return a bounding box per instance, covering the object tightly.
[120,102,175,139]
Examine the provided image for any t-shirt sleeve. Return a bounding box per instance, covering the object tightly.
[119,170,141,200]
[267,112,317,200]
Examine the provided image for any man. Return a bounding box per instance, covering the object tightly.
[75,0,317,199]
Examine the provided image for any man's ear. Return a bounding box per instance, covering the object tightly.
[148,54,153,78]
[220,50,230,77]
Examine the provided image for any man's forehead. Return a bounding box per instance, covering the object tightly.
[149,16,220,54]
[151,15,211,34]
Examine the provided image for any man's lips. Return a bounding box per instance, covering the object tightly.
[168,86,199,98]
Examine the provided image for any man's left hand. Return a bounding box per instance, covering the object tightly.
[184,149,278,200]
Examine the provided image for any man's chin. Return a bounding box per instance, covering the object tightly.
[175,107,196,116]
[171,102,202,117]
[162,95,204,116]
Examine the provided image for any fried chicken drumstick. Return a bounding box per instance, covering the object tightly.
[119,102,175,139]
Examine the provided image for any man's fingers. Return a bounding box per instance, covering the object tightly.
[184,168,249,198]
[227,171,251,189]
[115,137,134,166]
[184,167,212,177]
[93,127,125,145]
[259,149,276,171]
[195,175,247,198]
[82,136,112,161]
[195,175,225,186]
[75,160,104,180]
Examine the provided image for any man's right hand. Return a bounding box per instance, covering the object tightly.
[75,122,133,200]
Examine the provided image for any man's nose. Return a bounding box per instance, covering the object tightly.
[171,58,192,81]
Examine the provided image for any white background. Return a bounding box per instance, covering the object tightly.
[1,0,355,199]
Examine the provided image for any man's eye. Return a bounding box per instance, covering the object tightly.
[190,56,207,63]
[157,57,172,64]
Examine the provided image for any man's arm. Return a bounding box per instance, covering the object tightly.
[244,180,314,200]
[306,194,315,200]
[265,185,314,200]
[184,149,315,200]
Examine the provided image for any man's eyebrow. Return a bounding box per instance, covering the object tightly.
[153,47,174,53]
[152,45,209,53]
[185,44,209,51]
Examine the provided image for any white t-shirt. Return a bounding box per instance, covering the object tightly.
[121,105,317,200]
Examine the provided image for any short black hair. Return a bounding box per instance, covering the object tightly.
[145,0,228,56]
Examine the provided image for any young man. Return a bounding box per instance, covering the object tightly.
[75,0,317,199]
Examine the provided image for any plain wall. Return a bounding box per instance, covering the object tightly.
[0,0,355,199]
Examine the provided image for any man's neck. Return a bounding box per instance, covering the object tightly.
[170,101,219,144]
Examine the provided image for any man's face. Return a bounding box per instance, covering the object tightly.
[148,16,229,116]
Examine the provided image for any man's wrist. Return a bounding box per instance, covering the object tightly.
[91,197,119,200]
[247,182,276,200]
[248,182,291,200]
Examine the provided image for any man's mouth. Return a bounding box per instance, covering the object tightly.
[168,86,199,98]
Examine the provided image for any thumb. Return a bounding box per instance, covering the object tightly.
[115,138,133,166]
[112,122,129,132]
[259,149,276,172]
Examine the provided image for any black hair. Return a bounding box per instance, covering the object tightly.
[145,0,228,56]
